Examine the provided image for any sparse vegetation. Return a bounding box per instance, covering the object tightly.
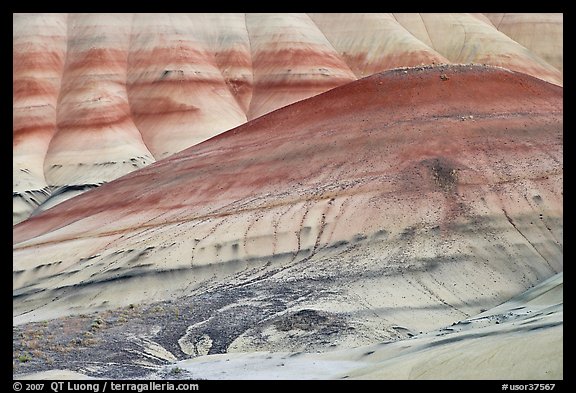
[18,353,31,363]
[90,318,104,330]
[169,367,183,375]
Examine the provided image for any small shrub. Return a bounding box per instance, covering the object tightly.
[90,318,104,330]
[18,353,31,363]
[169,367,183,375]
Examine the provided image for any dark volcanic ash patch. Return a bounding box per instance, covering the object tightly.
[423,157,459,193]
[12,267,349,379]
[273,309,348,336]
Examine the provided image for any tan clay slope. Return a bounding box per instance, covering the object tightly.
[12,270,562,380]
[14,65,562,354]
[150,272,563,380]
[245,13,357,120]
[13,13,68,225]
[127,13,249,160]
[43,14,157,189]
[307,13,450,78]
[336,272,563,379]
[484,13,563,74]
[13,13,563,224]
[393,13,562,86]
